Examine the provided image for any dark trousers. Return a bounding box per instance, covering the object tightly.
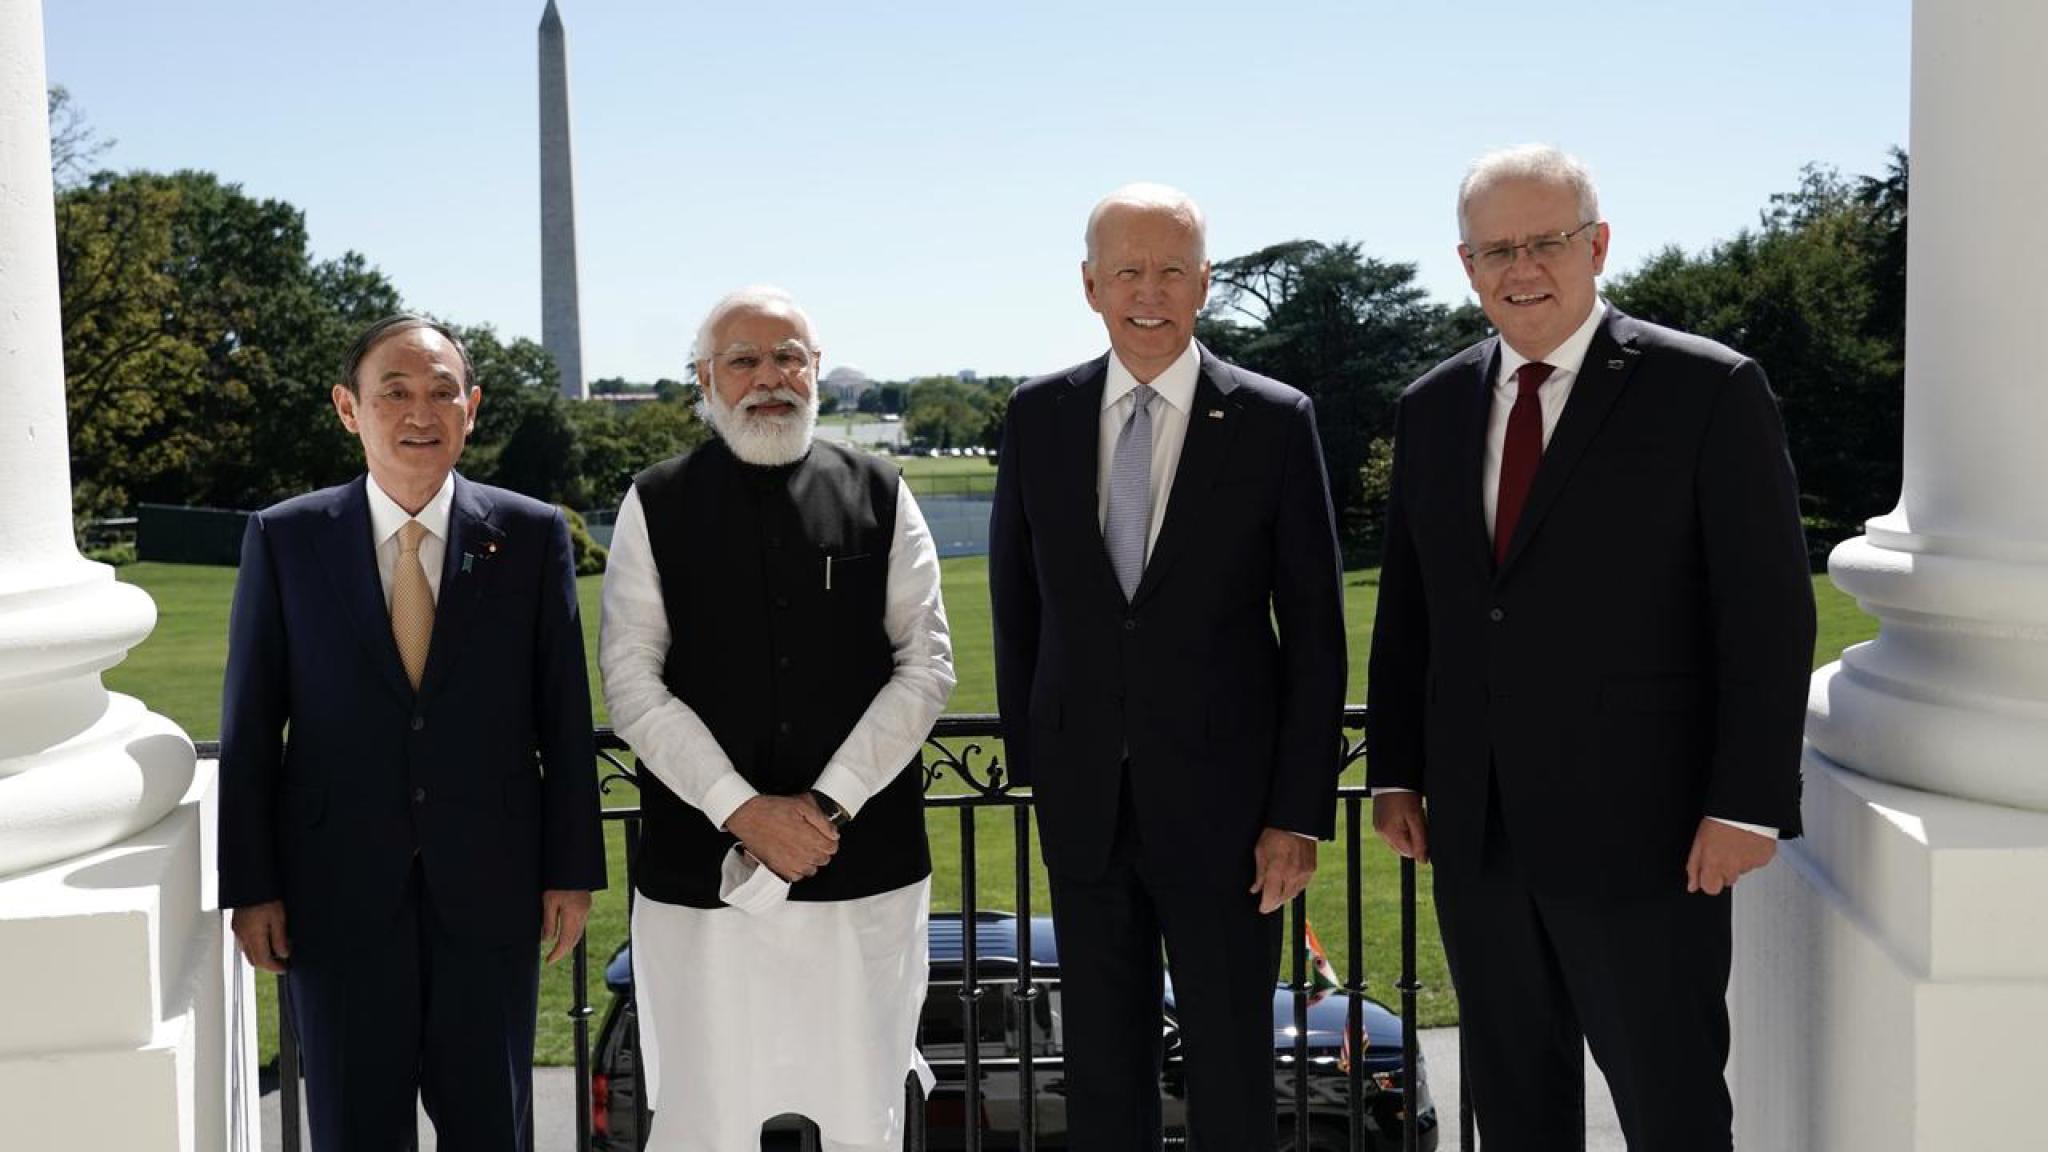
[1433,797,1734,1152]
[286,862,541,1152]
[1046,769,1283,1152]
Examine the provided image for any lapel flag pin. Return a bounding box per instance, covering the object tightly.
[1207,409,1225,419]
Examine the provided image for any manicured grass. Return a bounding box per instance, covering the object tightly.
[894,454,998,480]
[110,561,1879,1064]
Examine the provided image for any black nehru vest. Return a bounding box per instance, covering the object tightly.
[630,438,931,908]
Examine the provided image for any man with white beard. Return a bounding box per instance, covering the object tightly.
[599,286,955,1151]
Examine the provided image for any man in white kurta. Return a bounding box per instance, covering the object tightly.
[601,286,954,1152]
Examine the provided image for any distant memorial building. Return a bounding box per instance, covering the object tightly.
[538,0,586,400]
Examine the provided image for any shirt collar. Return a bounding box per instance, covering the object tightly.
[366,471,456,547]
[1498,298,1609,391]
[1103,339,1203,415]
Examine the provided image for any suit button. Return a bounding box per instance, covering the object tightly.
[777,656,792,671]
[775,596,791,610]
[413,787,427,804]
[767,536,783,549]
[1488,607,1505,623]
[1123,619,1138,632]
[777,720,793,736]
[411,715,425,731]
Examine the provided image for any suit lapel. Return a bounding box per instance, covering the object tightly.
[1456,340,1502,581]
[1130,351,1244,608]
[1054,357,1125,602]
[1496,311,1644,578]
[312,476,416,706]
[418,474,502,701]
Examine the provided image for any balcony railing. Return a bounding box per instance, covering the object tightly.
[216,709,1471,1151]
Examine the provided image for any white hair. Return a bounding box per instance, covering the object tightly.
[691,284,817,363]
[1084,183,1208,264]
[1457,145,1602,242]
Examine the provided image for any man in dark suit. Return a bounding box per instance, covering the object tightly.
[218,315,606,1151]
[1367,146,1815,1151]
[990,184,1347,1151]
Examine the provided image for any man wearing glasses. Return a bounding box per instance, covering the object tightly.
[1367,146,1814,1150]
[599,287,955,1150]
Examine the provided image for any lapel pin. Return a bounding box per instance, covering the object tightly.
[486,541,499,555]
[1207,408,1225,419]
[461,552,475,573]
[1607,359,1626,369]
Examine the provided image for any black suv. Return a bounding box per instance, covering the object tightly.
[591,911,1437,1151]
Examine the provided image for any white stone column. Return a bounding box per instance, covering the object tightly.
[1735,1,2048,1147]
[0,1,239,1147]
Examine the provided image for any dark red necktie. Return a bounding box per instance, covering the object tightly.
[1494,361,1553,566]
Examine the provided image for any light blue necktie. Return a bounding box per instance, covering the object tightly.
[1104,384,1158,600]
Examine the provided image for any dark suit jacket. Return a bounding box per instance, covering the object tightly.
[990,347,1347,882]
[218,473,605,948]
[1366,309,1815,898]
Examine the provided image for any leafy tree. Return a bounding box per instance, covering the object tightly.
[1199,241,1458,556]
[568,397,711,509]
[456,324,579,502]
[903,376,991,450]
[55,167,402,519]
[1607,161,1906,558]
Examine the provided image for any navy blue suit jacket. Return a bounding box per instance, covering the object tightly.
[218,473,605,949]
[990,348,1347,882]
[1366,310,1816,897]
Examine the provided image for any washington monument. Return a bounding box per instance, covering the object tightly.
[539,0,586,400]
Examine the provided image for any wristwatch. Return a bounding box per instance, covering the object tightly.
[809,789,850,828]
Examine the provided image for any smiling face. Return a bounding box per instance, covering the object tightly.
[695,300,821,466]
[332,326,480,513]
[1083,203,1211,384]
[1461,175,1608,361]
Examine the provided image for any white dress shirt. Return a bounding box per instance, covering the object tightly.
[364,472,454,607]
[1380,301,1776,840]
[598,465,954,1150]
[1096,339,1203,560]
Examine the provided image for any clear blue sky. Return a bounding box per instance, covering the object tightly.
[41,0,1908,383]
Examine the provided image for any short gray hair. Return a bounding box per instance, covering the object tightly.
[691,285,818,363]
[1457,145,1601,242]
[1084,183,1208,264]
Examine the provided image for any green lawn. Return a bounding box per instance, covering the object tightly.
[109,561,1878,1064]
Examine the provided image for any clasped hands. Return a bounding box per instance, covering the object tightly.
[1370,792,1776,895]
[725,793,841,882]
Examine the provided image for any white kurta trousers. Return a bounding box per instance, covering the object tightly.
[632,876,935,1152]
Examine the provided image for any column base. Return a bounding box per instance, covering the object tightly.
[0,759,246,1151]
[1811,531,2048,813]
[1733,745,2048,1149]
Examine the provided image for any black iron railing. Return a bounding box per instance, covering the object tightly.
[225,709,1458,1151]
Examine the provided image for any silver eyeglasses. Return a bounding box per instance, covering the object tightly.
[1465,221,1600,271]
[709,340,816,382]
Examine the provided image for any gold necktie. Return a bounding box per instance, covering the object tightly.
[390,519,434,689]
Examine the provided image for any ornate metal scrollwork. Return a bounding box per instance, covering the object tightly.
[920,715,1011,796]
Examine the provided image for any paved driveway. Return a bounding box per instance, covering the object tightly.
[263,1028,1627,1150]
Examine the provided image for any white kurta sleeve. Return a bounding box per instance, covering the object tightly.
[811,477,956,819]
[598,485,759,829]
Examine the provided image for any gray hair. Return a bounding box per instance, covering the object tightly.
[1457,145,1601,242]
[1084,183,1208,264]
[691,285,818,364]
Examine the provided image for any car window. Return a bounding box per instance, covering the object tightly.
[920,979,1060,1058]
